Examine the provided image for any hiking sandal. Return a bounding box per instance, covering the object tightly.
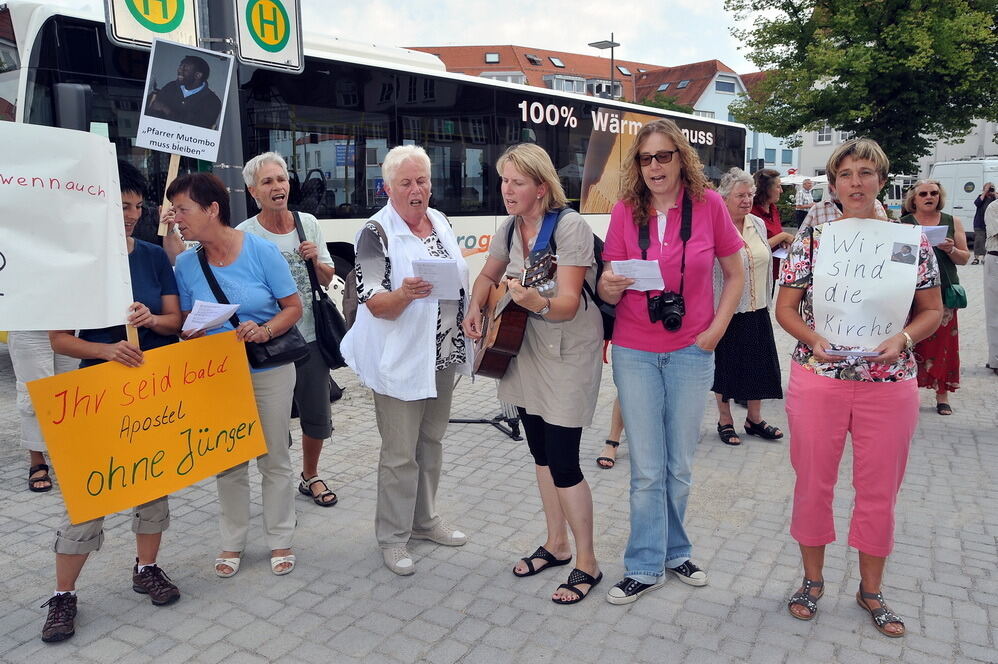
[28,464,53,493]
[298,474,338,507]
[787,578,824,620]
[744,419,783,439]
[856,586,905,637]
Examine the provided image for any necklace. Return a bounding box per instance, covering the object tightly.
[209,243,231,266]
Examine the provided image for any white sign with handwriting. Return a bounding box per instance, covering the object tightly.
[812,218,921,348]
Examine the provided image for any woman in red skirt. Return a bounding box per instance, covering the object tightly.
[900,180,971,414]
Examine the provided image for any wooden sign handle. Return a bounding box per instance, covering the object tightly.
[158,153,181,236]
[126,324,139,347]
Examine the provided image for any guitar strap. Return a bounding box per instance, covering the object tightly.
[528,210,560,262]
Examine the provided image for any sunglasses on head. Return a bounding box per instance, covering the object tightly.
[636,149,679,166]
[917,190,939,197]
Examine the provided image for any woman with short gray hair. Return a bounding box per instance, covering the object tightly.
[341,144,471,575]
[237,151,340,508]
[711,167,792,445]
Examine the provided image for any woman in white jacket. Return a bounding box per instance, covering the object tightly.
[341,145,472,576]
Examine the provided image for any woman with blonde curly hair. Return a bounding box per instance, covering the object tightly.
[597,119,745,604]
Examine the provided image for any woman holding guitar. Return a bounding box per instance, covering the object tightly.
[464,144,603,605]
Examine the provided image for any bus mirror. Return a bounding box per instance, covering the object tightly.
[54,83,93,132]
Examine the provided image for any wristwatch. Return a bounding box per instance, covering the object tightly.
[535,298,551,316]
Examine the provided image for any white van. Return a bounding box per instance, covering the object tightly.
[928,159,998,219]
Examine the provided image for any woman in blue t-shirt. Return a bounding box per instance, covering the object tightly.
[43,161,182,644]
[169,173,303,579]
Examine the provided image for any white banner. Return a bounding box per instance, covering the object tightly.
[0,123,132,331]
[812,218,921,348]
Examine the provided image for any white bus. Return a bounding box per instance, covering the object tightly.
[1,1,747,275]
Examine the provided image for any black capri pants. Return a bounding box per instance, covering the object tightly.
[516,407,584,488]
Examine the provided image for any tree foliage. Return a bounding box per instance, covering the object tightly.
[638,93,695,115]
[724,0,998,174]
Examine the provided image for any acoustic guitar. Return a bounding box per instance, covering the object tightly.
[473,253,557,379]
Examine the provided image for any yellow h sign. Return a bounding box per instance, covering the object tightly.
[246,0,290,51]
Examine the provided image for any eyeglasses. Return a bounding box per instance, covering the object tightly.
[636,150,679,166]
[917,191,939,197]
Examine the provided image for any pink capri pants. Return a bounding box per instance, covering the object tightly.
[785,362,919,557]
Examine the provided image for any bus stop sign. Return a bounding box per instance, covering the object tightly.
[104,0,201,49]
[234,0,303,73]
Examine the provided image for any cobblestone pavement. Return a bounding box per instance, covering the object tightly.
[0,270,995,664]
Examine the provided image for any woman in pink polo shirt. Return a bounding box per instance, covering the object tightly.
[597,119,745,605]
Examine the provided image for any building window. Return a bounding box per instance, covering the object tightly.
[549,57,565,68]
[524,54,542,66]
[782,149,793,164]
[746,148,753,161]
[544,74,586,94]
[715,79,736,93]
[657,82,670,92]
[484,52,499,64]
[587,79,622,98]
[481,71,526,85]
[693,110,715,118]
[765,148,776,163]
[677,80,690,88]
[728,111,736,122]
[617,65,632,76]
[637,68,647,73]
[817,124,832,144]
[839,130,854,142]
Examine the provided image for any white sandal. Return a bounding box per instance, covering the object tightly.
[214,556,241,578]
[271,554,296,576]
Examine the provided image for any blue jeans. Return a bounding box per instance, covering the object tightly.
[612,343,714,584]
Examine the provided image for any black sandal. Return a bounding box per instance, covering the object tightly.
[856,585,905,637]
[787,578,824,620]
[596,439,620,469]
[552,568,603,605]
[298,474,338,507]
[717,423,741,446]
[744,419,783,440]
[513,546,572,577]
[28,464,53,493]
[936,402,953,415]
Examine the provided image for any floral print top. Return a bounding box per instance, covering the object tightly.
[355,222,466,371]
[779,220,939,382]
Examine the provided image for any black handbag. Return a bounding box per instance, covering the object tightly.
[293,212,348,370]
[196,246,310,369]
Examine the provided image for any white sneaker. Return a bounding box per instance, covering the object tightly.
[383,546,415,576]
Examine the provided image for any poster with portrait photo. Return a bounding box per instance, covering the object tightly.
[135,39,234,162]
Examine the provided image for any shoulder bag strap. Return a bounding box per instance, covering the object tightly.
[196,246,241,327]
[293,211,324,301]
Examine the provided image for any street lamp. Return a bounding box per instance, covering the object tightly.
[588,33,621,99]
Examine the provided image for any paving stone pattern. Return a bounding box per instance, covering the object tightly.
[0,270,995,663]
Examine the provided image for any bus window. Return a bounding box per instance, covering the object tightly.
[242,63,394,220]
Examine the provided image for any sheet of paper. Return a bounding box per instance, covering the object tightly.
[611,260,665,292]
[182,300,240,333]
[825,349,882,358]
[920,225,948,246]
[772,247,789,259]
[412,259,461,300]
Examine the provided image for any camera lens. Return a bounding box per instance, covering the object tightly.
[664,314,683,331]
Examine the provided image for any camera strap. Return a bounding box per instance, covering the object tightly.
[638,192,693,296]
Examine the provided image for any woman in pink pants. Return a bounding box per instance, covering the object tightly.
[775,138,943,638]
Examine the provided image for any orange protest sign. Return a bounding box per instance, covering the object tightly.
[27,331,266,524]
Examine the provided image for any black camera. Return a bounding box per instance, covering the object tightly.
[648,291,686,331]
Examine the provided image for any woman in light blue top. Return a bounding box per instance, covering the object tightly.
[170,173,303,578]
